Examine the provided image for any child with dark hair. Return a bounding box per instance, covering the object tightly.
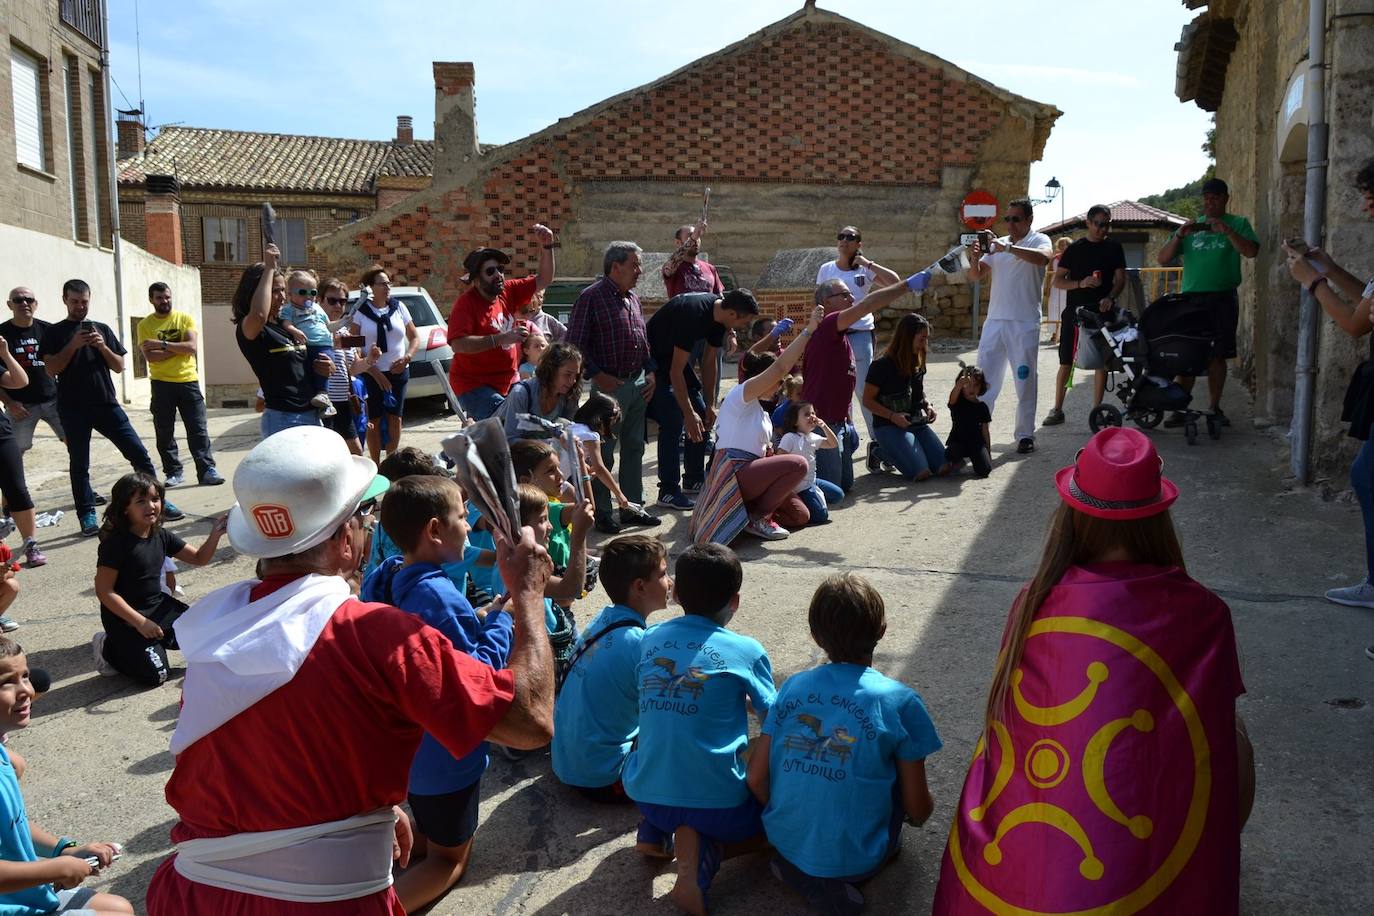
[513,483,593,682]
[364,447,442,577]
[92,473,226,685]
[748,573,940,914]
[359,475,511,912]
[623,543,776,914]
[776,400,842,524]
[0,636,134,914]
[939,365,994,478]
[553,535,670,802]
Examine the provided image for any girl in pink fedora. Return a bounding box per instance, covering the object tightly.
[934,427,1255,915]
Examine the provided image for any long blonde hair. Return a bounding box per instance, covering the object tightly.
[983,503,1186,732]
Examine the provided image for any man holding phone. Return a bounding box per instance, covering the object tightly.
[1155,177,1259,426]
[41,279,181,536]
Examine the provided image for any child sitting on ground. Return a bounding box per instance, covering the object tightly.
[0,636,134,914]
[776,401,843,525]
[552,535,670,803]
[93,473,227,685]
[277,268,335,416]
[770,374,805,438]
[938,365,993,478]
[747,573,940,914]
[622,543,776,916]
[519,327,548,380]
[513,484,593,677]
[360,476,512,912]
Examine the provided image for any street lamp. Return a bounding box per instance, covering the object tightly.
[1041,176,1064,226]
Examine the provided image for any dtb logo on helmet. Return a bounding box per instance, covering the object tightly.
[251,504,295,539]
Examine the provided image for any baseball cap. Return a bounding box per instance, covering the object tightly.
[1200,178,1229,196]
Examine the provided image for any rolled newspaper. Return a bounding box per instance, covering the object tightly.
[441,419,521,544]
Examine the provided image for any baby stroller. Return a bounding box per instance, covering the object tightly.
[1079,293,1222,444]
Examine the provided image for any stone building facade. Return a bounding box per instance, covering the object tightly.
[1175,0,1374,477]
[312,4,1059,334]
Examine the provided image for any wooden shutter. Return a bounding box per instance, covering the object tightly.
[11,48,45,170]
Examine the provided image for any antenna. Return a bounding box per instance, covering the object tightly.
[134,0,146,133]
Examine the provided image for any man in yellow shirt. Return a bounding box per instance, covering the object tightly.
[137,282,223,487]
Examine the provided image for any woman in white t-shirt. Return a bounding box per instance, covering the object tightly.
[347,267,420,463]
[690,306,824,545]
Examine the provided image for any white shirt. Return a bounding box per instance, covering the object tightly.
[353,300,414,372]
[715,384,771,457]
[778,430,823,491]
[982,230,1053,323]
[817,260,878,331]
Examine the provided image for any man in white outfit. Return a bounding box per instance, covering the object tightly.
[967,198,1053,454]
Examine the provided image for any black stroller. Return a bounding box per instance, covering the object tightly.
[1078,293,1222,444]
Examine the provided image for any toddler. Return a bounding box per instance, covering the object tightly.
[277,269,335,416]
[770,374,805,436]
[519,328,549,380]
[748,573,940,914]
[938,365,993,478]
[776,400,842,525]
[516,289,567,341]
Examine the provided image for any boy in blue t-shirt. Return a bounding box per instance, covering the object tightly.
[622,543,776,915]
[0,637,132,914]
[552,535,671,802]
[278,268,336,416]
[359,476,513,914]
[747,573,940,914]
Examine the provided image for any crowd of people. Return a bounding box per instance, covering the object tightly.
[7,157,1374,914]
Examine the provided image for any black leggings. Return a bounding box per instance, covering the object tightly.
[101,595,186,686]
[946,442,993,478]
[0,430,34,513]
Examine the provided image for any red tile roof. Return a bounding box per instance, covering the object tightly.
[1039,200,1188,235]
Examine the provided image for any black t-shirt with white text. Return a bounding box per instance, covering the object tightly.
[97,525,186,624]
[864,355,927,428]
[0,319,56,404]
[1059,238,1128,311]
[645,292,726,392]
[40,319,124,408]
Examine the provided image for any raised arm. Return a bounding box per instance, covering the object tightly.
[533,223,557,292]
[840,271,932,331]
[741,306,824,403]
[241,244,280,340]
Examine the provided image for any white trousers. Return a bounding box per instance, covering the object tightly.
[977,318,1040,443]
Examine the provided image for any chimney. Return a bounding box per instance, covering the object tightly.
[116,111,145,159]
[433,62,478,177]
[395,115,414,145]
[144,174,183,266]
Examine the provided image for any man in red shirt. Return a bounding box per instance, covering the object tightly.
[661,220,724,299]
[146,426,555,915]
[446,224,556,420]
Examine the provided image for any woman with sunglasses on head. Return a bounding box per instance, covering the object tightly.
[348,267,420,463]
[318,278,378,456]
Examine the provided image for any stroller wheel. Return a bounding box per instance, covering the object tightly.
[1088,404,1123,433]
[1185,421,1199,445]
[1206,415,1221,440]
[1133,408,1163,430]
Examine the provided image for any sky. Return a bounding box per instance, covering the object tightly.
[108,0,1213,228]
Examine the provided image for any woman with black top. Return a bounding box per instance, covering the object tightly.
[861,314,946,480]
[232,243,335,439]
[1285,158,1374,654]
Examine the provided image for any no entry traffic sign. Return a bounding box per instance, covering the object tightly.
[961,190,999,230]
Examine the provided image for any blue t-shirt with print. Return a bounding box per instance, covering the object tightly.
[279,301,333,347]
[622,614,777,808]
[552,604,648,789]
[761,663,942,878]
[0,745,59,915]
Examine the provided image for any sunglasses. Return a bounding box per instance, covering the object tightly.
[355,498,378,519]
[1003,215,1026,224]
[837,233,861,242]
[9,297,35,306]
[1090,220,1112,229]
[483,266,507,277]
[325,296,348,306]
[292,288,318,297]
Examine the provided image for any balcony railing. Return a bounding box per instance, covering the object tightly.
[60,0,104,48]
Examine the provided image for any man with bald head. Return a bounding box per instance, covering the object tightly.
[0,288,64,455]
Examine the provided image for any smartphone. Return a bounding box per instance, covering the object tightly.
[978,230,995,252]
[339,334,366,348]
[1286,237,1311,256]
[80,320,93,333]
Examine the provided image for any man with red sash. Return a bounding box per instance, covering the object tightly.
[146,426,554,914]
[934,428,1253,914]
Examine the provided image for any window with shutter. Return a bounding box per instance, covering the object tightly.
[278,218,307,265]
[11,47,46,170]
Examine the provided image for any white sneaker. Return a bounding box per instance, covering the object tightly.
[744,518,789,541]
[163,473,184,488]
[312,393,337,417]
[1325,581,1374,609]
[91,632,117,677]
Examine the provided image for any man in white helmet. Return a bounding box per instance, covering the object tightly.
[146,426,554,915]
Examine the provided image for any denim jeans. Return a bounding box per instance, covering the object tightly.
[458,384,506,421]
[58,402,156,514]
[847,329,876,441]
[1352,436,1374,583]
[815,418,857,493]
[650,381,708,495]
[796,478,844,524]
[261,408,322,439]
[873,423,947,480]
[150,379,215,479]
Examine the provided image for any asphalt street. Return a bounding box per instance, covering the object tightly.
[5,340,1371,915]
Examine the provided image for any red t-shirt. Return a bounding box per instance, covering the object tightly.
[446,275,537,397]
[663,258,723,299]
[146,594,516,915]
[801,311,855,423]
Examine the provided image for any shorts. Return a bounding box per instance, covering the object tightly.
[408,779,481,847]
[7,400,64,450]
[636,796,765,846]
[328,399,359,440]
[572,780,632,805]
[363,369,409,419]
[51,886,97,913]
[1058,305,1079,367]
[1208,289,1240,360]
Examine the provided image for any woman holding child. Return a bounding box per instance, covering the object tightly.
[861,313,945,480]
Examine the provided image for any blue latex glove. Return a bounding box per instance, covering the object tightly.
[771,318,794,337]
[906,271,932,293]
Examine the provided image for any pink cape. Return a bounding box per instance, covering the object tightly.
[933,564,1244,915]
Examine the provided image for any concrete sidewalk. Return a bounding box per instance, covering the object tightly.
[5,342,1371,914]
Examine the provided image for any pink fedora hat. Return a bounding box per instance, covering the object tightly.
[1054,428,1179,520]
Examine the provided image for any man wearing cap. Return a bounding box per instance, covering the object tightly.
[146,426,555,915]
[1155,177,1259,427]
[446,224,557,420]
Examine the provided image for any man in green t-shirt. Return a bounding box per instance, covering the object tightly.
[1155,177,1259,426]
[137,282,223,487]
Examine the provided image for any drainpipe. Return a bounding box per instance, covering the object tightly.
[100,0,129,403]
[1291,0,1328,483]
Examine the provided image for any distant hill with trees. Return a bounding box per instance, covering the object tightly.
[1140,122,1216,220]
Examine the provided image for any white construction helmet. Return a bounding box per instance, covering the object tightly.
[226,426,389,559]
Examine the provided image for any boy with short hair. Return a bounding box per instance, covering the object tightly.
[622,543,776,916]
[747,573,940,915]
[552,535,670,802]
[359,475,512,913]
[277,268,335,416]
[0,636,133,914]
